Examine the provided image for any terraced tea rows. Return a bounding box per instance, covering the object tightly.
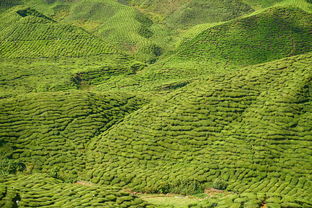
[0,6,119,58]
[94,5,312,94]
[0,55,137,98]
[84,53,312,201]
[190,192,312,208]
[156,6,312,74]
[0,0,21,12]
[21,0,172,63]
[127,0,254,28]
[0,173,153,208]
[0,1,312,207]
[0,91,146,180]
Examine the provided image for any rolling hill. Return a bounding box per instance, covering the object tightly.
[93,5,312,96]
[154,6,312,76]
[0,0,311,208]
[0,6,120,58]
[126,0,254,28]
[0,91,146,179]
[0,174,153,208]
[84,52,312,201]
[21,0,172,63]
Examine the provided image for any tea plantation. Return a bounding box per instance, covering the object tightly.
[0,174,153,208]
[0,0,311,207]
[154,6,312,74]
[0,91,146,177]
[84,52,312,198]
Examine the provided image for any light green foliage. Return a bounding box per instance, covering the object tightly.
[0,56,136,98]
[126,0,254,28]
[189,193,312,208]
[85,53,312,200]
[156,6,312,74]
[94,5,312,94]
[0,174,153,207]
[0,6,120,59]
[140,194,200,208]
[0,0,312,207]
[21,0,173,62]
[0,91,146,180]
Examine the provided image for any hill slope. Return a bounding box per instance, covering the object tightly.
[0,91,145,180]
[20,0,172,63]
[155,6,312,75]
[0,174,152,208]
[84,52,312,201]
[127,0,254,28]
[0,6,119,58]
[0,1,311,207]
[92,5,312,95]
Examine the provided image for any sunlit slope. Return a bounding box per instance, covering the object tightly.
[190,192,312,208]
[0,91,145,180]
[93,6,312,94]
[0,56,138,98]
[156,6,312,75]
[0,174,153,208]
[22,0,171,63]
[0,6,121,58]
[242,0,284,8]
[84,53,312,200]
[126,0,254,28]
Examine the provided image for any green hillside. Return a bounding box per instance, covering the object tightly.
[155,6,312,75]
[0,91,145,179]
[92,5,312,95]
[127,0,254,28]
[0,0,312,207]
[0,174,153,208]
[0,56,139,98]
[0,6,121,59]
[84,52,312,200]
[20,0,172,63]
[190,192,312,208]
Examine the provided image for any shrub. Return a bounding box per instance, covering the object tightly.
[212,178,228,190]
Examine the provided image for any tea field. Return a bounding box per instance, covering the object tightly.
[0,0,311,207]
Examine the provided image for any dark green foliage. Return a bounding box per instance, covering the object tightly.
[243,0,284,8]
[212,179,228,190]
[136,12,154,38]
[0,0,22,11]
[135,12,153,27]
[138,26,154,38]
[16,7,54,21]
[0,159,25,175]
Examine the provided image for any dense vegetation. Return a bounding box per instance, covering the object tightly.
[84,53,312,198]
[0,174,152,208]
[0,0,311,207]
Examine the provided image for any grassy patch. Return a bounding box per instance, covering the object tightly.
[139,194,202,208]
